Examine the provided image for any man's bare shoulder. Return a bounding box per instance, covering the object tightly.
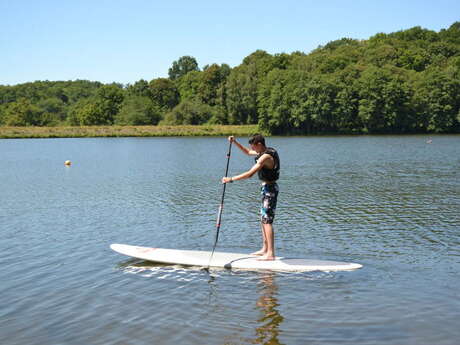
[257,153,274,166]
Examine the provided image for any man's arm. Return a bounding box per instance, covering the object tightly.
[222,154,270,183]
[229,136,258,156]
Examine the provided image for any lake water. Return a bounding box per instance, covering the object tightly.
[1,135,459,345]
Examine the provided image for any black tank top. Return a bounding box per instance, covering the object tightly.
[255,147,280,182]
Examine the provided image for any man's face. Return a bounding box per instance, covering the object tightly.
[251,142,264,153]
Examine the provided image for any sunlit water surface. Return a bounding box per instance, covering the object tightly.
[1,136,459,345]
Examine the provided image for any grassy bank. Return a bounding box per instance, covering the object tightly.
[0,125,261,139]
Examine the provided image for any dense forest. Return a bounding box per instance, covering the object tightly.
[1,23,459,134]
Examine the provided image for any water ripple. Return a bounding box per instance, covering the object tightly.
[1,136,459,345]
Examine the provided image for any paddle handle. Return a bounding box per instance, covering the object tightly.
[208,140,233,268]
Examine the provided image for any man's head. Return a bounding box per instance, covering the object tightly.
[249,134,266,153]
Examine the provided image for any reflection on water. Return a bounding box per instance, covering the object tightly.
[119,260,286,345]
[254,273,284,345]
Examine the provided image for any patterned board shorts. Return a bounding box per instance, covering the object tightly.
[260,183,279,224]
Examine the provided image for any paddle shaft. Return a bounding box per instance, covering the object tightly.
[208,140,233,267]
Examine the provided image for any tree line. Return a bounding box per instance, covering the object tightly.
[1,22,459,134]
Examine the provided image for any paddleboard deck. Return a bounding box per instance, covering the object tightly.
[110,244,363,272]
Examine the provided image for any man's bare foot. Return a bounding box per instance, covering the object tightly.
[251,249,266,256]
[257,255,275,261]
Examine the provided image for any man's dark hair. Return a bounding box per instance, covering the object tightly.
[249,134,265,146]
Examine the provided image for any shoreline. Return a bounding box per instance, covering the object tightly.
[0,125,260,139]
[0,125,456,139]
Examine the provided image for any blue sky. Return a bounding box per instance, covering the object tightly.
[1,0,458,85]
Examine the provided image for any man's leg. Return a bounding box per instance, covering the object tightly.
[255,183,278,260]
[251,223,267,256]
[258,223,275,260]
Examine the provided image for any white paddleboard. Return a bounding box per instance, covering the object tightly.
[110,244,363,272]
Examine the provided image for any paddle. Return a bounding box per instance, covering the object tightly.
[206,139,233,270]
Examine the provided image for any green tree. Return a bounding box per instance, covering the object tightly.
[162,99,216,125]
[126,79,150,97]
[176,70,202,102]
[225,64,258,124]
[0,104,5,125]
[199,64,231,106]
[2,98,44,126]
[62,80,102,104]
[66,85,124,126]
[226,50,292,126]
[168,56,199,80]
[259,70,348,134]
[390,26,438,43]
[242,50,277,76]
[0,85,17,104]
[66,98,91,125]
[396,46,431,71]
[96,84,125,121]
[357,67,413,133]
[115,96,162,125]
[258,69,312,134]
[175,64,230,110]
[258,69,292,134]
[37,97,66,122]
[439,22,460,45]
[149,78,179,110]
[1,22,459,134]
[412,67,460,132]
[328,64,366,133]
[76,102,107,126]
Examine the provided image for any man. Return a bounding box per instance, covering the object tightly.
[221,134,280,261]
